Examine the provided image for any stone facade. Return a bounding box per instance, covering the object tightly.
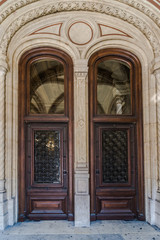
[0,0,160,230]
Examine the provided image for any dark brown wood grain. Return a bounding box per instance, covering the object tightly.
[18,47,74,221]
[89,48,145,221]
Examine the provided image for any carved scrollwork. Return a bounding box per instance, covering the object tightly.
[0,1,160,57]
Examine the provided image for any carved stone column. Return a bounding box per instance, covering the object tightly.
[0,58,8,230]
[154,66,160,191]
[74,59,90,227]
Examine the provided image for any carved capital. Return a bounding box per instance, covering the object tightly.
[74,59,88,73]
[74,59,88,83]
[75,71,88,82]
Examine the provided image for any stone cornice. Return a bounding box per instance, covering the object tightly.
[0,1,160,57]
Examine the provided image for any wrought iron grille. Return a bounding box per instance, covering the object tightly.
[34,130,61,184]
[102,129,128,183]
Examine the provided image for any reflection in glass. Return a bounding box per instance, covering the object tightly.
[30,59,64,114]
[34,130,61,184]
[97,60,131,115]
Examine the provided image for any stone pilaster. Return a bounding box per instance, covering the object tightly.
[74,59,90,227]
[153,59,160,192]
[0,57,8,230]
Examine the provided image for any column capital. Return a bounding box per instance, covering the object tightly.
[74,59,88,73]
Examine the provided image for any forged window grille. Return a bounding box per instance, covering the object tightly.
[102,129,128,183]
[34,130,61,184]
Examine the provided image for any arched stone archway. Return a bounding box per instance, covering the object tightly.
[0,0,160,229]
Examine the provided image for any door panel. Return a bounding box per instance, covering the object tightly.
[26,123,68,219]
[18,47,73,221]
[95,123,136,219]
[89,48,145,221]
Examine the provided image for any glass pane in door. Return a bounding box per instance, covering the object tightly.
[102,129,128,183]
[34,130,61,184]
[97,60,131,115]
[30,59,64,114]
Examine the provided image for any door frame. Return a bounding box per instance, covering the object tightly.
[18,47,74,221]
[89,48,145,221]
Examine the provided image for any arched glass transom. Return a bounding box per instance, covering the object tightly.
[30,59,64,114]
[97,60,131,115]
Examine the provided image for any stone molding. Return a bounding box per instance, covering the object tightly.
[117,0,160,26]
[74,60,88,170]
[0,66,7,193]
[0,0,39,24]
[0,1,160,57]
[1,0,160,28]
[153,66,160,191]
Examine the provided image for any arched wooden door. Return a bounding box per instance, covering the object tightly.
[89,49,145,220]
[18,47,74,221]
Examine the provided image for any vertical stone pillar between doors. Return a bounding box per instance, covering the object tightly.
[74,59,90,227]
[154,63,160,192]
[0,58,8,230]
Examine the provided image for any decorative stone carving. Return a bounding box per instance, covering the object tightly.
[74,70,88,169]
[1,0,160,28]
[74,60,90,227]
[74,59,88,169]
[117,0,160,27]
[98,23,131,38]
[0,0,39,24]
[68,21,93,45]
[0,65,7,193]
[30,23,62,36]
[0,1,160,57]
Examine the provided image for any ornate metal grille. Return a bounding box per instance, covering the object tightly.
[34,130,61,184]
[102,129,128,183]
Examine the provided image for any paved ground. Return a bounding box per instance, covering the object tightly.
[0,220,160,240]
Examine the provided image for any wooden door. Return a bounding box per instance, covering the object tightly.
[18,48,74,221]
[89,49,145,220]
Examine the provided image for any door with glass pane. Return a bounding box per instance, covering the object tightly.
[18,48,73,221]
[89,49,145,220]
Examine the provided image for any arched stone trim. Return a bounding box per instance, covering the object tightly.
[1,0,160,28]
[7,34,153,224]
[0,1,160,58]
